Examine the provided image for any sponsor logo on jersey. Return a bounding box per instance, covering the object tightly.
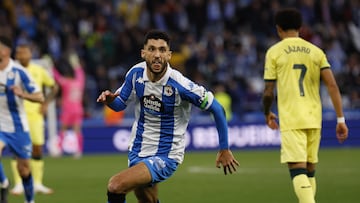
[141,94,164,114]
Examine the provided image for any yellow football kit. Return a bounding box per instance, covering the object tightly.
[264,37,331,163]
[24,63,56,145]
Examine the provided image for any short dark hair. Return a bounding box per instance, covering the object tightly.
[0,35,13,49]
[16,38,31,47]
[275,8,302,31]
[143,30,170,47]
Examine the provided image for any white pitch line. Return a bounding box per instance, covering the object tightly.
[187,166,359,174]
[187,166,284,174]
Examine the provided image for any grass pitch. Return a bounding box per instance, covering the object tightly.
[4,147,359,203]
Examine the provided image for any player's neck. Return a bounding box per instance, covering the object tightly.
[281,30,299,39]
[0,57,10,70]
[20,62,30,68]
[147,68,167,82]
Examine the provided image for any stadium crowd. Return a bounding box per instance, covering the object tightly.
[1,0,359,122]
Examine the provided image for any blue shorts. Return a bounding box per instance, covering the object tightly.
[0,131,32,159]
[128,151,178,184]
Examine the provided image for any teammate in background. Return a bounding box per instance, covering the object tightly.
[0,36,44,203]
[213,82,232,121]
[9,43,58,195]
[97,30,239,203]
[262,8,349,203]
[53,53,85,158]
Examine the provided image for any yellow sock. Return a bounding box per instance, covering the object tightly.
[292,174,315,203]
[10,160,22,185]
[31,159,44,185]
[308,177,316,197]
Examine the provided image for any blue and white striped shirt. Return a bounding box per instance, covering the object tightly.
[0,59,40,133]
[116,62,215,163]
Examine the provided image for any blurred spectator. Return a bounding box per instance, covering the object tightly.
[1,0,359,123]
[16,3,37,39]
[53,53,85,158]
[104,106,125,126]
[337,53,360,108]
[213,82,232,121]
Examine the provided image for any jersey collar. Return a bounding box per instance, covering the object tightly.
[1,59,15,72]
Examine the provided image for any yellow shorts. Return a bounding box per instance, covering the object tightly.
[280,129,321,164]
[28,119,45,145]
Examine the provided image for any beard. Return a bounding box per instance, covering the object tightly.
[146,60,167,75]
[18,59,30,67]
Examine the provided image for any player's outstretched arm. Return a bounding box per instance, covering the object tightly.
[10,85,44,103]
[97,90,126,112]
[207,99,239,175]
[97,90,119,104]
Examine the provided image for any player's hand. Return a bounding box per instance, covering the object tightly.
[69,52,80,69]
[96,90,120,104]
[9,85,25,98]
[336,122,348,144]
[265,112,279,130]
[216,149,239,175]
[40,102,49,115]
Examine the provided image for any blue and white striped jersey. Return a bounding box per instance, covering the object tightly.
[0,59,40,133]
[116,62,215,163]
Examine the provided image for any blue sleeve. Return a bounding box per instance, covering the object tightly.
[18,69,38,93]
[206,99,229,149]
[108,67,140,111]
[107,97,127,112]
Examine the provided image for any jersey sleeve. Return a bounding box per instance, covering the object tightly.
[264,49,277,81]
[18,68,40,93]
[174,74,214,110]
[115,68,138,105]
[52,67,66,85]
[319,51,331,69]
[74,66,85,85]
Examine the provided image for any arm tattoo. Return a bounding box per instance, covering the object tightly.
[262,82,275,115]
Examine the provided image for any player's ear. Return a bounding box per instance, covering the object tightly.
[275,25,282,36]
[141,49,145,59]
[167,51,172,59]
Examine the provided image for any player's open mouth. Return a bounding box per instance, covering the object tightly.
[152,61,162,68]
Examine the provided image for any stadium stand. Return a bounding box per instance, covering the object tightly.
[1,0,359,124]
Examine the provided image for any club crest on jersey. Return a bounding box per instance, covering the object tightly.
[141,94,164,115]
[7,71,15,79]
[164,85,173,96]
